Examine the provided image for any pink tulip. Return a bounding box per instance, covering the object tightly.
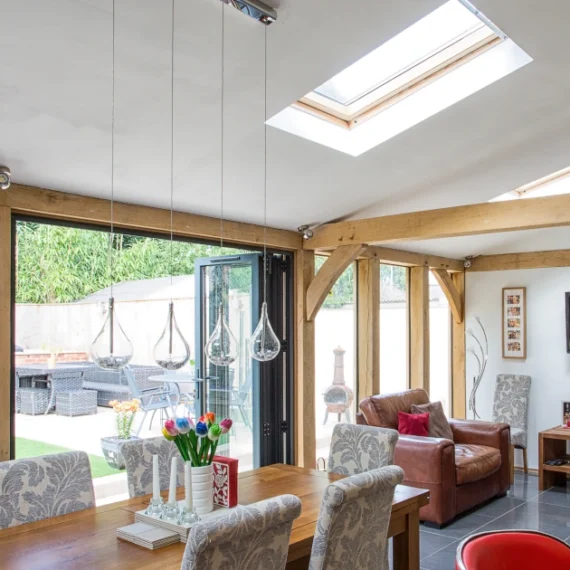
[164,418,179,437]
[220,418,233,434]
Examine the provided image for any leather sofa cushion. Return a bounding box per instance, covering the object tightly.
[360,389,430,429]
[411,401,454,440]
[455,444,501,485]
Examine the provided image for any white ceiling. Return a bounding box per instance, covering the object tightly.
[2,0,570,257]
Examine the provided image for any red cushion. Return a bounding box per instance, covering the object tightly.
[458,532,570,570]
[397,411,429,436]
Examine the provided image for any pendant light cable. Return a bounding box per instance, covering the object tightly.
[109,0,115,299]
[220,2,225,252]
[170,0,175,299]
[263,24,267,304]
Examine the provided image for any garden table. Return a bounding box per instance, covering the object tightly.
[0,464,429,570]
[16,363,92,414]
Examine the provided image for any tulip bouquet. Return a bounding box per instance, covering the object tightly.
[162,412,233,467]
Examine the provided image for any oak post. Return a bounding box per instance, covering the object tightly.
[410,266,430,393]
[451,271,466,418]
[357,258,380,400]
[294,250,316,468]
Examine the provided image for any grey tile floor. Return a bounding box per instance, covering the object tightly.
[397,473,570,570]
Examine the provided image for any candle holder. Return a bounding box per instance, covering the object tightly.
[162,501,181,523]
[178,506,200,527]
[145,496,164,518]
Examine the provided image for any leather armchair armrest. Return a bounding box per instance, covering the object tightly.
[396,435,455,485]
[448,419,510,450]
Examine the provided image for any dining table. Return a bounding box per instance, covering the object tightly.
[0,464,429,570]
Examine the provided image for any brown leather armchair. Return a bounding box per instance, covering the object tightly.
[357,389,511,526]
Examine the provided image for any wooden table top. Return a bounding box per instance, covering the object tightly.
[0,464,429,570]
[540,426,570,439]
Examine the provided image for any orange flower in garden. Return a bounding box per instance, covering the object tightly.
[110,398,139,440]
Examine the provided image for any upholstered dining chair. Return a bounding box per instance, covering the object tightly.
[327,423,399,476]
[309,465,404,570]
[121,436,184,498]
[0,451,95,529]
[492,374,531,479]
[181,494,302,570]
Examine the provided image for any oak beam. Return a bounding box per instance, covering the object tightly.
[0,184,302,251]
[0,206,11,460]
[451,272,466,419]
[361,246,463,272]
[306,244,364,321]
[357,258,380,400]
[294,250,316,468]
[468,249,570,272]
[431,269,463,324]
[410,266,430,394]
[305,194,570,249]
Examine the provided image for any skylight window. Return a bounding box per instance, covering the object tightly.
[490,166,570,202]
[267,0,532,156]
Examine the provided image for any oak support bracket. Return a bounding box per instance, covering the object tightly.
[431,268,464,324]
[306,244,365,321]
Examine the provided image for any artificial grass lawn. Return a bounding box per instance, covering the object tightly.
[15,437,122,479]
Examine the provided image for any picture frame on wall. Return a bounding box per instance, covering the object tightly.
[563,401,570,426]
[502,287,526,359]
[565,293,570,354]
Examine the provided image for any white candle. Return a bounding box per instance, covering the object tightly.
[168,456,177,504]
[184,461,192,509]
[152,454,160,500]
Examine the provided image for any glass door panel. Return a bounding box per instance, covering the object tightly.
[195,255,259,471]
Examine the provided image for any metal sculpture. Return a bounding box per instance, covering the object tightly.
[467,316,488,420]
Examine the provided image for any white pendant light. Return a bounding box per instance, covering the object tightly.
[249,25,280,362]
[91,0,133,371]
[154,0,191,372]
[205,1,239,367]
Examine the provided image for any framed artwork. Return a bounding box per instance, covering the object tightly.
[502,287,526,359]
[563,401,570,426]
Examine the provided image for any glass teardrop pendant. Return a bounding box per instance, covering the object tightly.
[90,297,133,370]
[205,304,239,366]
[249,301,281,362]
[154,301,190,371]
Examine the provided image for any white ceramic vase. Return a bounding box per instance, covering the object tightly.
[191,464,214,515]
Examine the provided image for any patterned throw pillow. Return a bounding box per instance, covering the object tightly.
[410,401,454,440]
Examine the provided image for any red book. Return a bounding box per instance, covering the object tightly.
[213,456,239,508]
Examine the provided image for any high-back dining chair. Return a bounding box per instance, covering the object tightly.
[121,436,185,498]
[0,451,95,529]
[492,374,531,477]
[309,465,404,570]
[181,494,302,570]
[327,423,398,476]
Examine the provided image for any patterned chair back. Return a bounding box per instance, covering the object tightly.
[492,374,532,432]
[181,494,302,570]
[327,423,398,476]
[0,451,95,529]
[309,465,404,570]
[121,436,185,498]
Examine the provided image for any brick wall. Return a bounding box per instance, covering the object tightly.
[14,351,89,366]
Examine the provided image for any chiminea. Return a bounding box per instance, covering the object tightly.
[322,346,354,424]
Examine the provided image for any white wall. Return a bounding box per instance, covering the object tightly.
[466,268,570,470]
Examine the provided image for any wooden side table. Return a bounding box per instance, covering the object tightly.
[539,426,570,491]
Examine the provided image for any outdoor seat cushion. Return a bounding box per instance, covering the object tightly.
[455,444,501,485]
[83,381,129,393]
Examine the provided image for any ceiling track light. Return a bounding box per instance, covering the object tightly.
[221,0,276,25]
[298,225,314,240]
[0,166,11,190]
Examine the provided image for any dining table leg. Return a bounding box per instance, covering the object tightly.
[393,509,420,570]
